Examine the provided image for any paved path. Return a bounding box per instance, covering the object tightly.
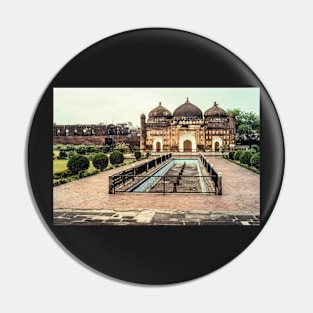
[53,156,260,225]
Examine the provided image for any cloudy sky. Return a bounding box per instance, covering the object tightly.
[54,88,260,126]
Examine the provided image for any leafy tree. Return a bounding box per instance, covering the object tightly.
[92,153,108,171]
[115,142,130,153]
[134,150,141,160]
[67,155,90,174]
[227,108,260,144]
[110,150,124,165]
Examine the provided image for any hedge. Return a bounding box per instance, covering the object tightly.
[250,152,260,169]
[234,150,243,161]
[240,151,253,166]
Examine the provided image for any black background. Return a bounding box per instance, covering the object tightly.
[28,28,284,284]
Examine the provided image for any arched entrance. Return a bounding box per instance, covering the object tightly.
[183,140,192,152]
[152,137,163,152]
[156,142,161,152]
[179,133,196,152]
[214,141,219,152]
[212,136,223,152]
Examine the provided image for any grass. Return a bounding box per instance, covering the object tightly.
[53,157,137,175]
[53,159,96,174]
[53,152,140,186]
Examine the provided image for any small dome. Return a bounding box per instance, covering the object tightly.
[204,102,227,118]
[148,102,172,119]
[173,98,203,119]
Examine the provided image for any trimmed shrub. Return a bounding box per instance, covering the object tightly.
[240,151,253,165]
[76,145,87,154]
[251,144,260,153]
[68,151,76,159]
[145,151,150,158]
[57,150,68,159]
[92,153,109,171]
[250,152,260,169]
[66,145,75,151]
[134,150,141,160]
[228,151,235,160]
[67,155,89,174]
[53,169,72,179]
[110,150,124,165]
[86,145,98,153]
[234,150,243,161]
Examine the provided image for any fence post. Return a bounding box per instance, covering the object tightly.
[163,176,165,195]
[210,164,213,176]
[146,161,149,172]
[217,172,222,195]
[108,175,113,194]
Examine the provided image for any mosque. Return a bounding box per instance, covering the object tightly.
[140,98,236,153]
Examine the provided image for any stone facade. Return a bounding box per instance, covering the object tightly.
[53,123,140,149]
[140,99,236,153]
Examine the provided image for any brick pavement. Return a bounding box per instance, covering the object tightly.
[53,156,260,225]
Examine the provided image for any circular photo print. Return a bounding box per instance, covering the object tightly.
[28,28,284,284]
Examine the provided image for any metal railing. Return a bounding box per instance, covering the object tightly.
[108,152,222,195]
[109,153,172,193]
[199,153,222,195]
[111,174,216,194]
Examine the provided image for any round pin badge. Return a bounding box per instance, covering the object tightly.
[28,28,284,284]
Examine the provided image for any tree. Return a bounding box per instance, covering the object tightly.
[134,150,141,160]
[110,150,124,165]
[115,142,130,153]
[67,155,90,174]
[92,153,108,171]
[227,108,260,144]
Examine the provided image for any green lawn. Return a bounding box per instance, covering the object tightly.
[53,156,137,174]
[53,159,96,174]
[52,146,141,186]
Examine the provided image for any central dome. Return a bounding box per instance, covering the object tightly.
[148,102,172,119]
[173,98,203,119]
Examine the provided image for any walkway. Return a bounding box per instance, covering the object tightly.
[53,156,260,225]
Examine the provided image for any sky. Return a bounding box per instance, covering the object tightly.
[54,88,260,127]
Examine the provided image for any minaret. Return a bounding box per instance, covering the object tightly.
[229,113,236,150]
[140,113,146,151]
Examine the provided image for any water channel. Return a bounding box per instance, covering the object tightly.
[128,158,209,193]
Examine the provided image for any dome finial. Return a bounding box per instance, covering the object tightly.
[159,101,161,106]
[186,97,189,102]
